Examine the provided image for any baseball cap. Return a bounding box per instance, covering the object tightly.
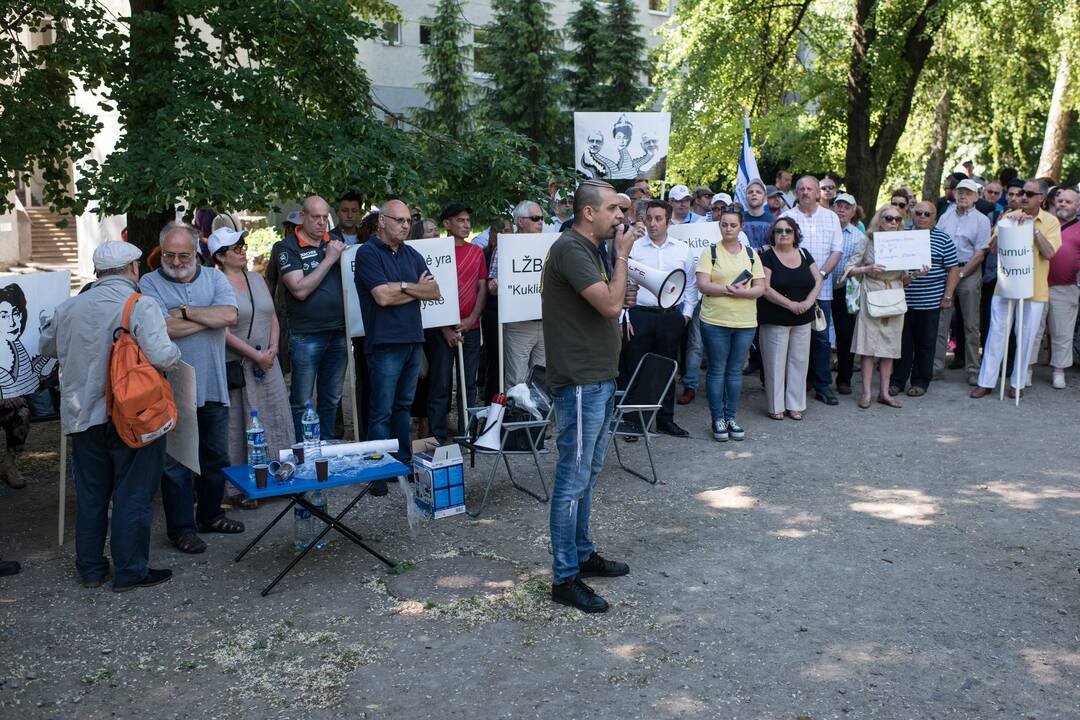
[834,193,856,205]
[766,184,784,198]
[439,203,473,221]
[208,227,248,256]
[956,179,981,194]
[711,192,733,206]
[668,184,691,201]
[747,178,767,192]
[693,185,714,199]
[93,241,142,272]
[284,211,302,227]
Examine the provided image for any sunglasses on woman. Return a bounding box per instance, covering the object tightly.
[891,200,908,209]
[773,226,795,235]
[882,215,903,223]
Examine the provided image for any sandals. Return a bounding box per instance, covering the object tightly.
[767,412,784,421]
[906,386,926,397]
[174,533,207,554]
[223,494,259,511]
[784,410,803,421]
[877,394,902,408]
[858,397,871,409]
[198,517,245,534]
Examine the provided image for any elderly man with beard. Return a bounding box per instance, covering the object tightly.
[541,179,636,613]
[140,222,242,554]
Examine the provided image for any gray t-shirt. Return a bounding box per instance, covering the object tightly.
[139,265,238,407]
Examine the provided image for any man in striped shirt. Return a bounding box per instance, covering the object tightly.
[890,201,959,395]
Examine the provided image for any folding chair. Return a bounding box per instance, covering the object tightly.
[454,365,552,518]
[606,352,677,485]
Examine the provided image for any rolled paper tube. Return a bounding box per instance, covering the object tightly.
[279,439,398,461]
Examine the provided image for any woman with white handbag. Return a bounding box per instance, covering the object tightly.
[842,206,908,409]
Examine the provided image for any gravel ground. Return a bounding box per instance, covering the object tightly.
[2,365,1079,720]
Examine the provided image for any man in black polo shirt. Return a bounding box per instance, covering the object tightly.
[279,196,349,443]
[541,179,636,614]
[355,199,440,470]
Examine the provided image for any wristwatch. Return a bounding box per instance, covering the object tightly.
[400,281,409,291]
[180,304,189,321]
[959,271,965,279]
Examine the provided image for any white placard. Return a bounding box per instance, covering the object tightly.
[341,245,366,338]
[996,221,1035,299]
[166,361,200,474]
[873,230,932,271]
[668,222,719,264]
[405,237,460,329]
[574,112,670,181]
[496,232,560,324]
[1,270,68,400]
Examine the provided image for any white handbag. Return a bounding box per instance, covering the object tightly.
[812,304,828,331]
[864,286,907,318]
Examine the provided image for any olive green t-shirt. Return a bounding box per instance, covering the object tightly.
[541,229,620,387]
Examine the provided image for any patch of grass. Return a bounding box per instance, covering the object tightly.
[389,560,417,575]
[80,668,112,685]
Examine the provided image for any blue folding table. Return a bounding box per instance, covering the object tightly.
[223,454,409,596]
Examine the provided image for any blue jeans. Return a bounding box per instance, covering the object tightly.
[288,331,349,442]
[72,423,165,585]
[700,323,755,421]
[682,301,703,390]
[809,299,834,392]
[161,401,231,540]
[367,343,423,464]
[549,380,616,583]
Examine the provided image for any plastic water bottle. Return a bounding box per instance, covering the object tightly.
[253,345,265,382]
[301,401,321,459]
[246,410,267,465]
[294,490,329,550]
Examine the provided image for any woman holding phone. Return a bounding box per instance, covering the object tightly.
[696,204,765,441]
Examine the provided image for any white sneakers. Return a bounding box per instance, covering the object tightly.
[1052,370,1066,389]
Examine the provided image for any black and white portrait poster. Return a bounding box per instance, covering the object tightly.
[0,271,68,400]
[574,112,670,181]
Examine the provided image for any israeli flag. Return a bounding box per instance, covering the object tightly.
[733,114,761,207]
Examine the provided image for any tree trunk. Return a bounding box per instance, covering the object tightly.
[127,0,177,265]
[921,87,952,201]
[1035,46,1072,182]
[844,0,943,212]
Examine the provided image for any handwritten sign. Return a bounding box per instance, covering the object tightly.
[668,222,719,264]
[873,230,931,271]
[341,245,366,338]
[497,232,560,324]
[405,237,460,329]
[166,361,200,474]
[996,220,1034,299]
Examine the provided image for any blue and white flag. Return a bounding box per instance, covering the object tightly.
[733,114,761,207]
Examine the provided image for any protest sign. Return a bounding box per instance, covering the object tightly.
[405,237,460,329]
[166,361,200,474]
[0,270,68,400]
[574,112,670,181]
[996,221,1035,299]
[341,245,365,338]
[873,230,932,271]
[496,233,559,324]
[668,222,719,264]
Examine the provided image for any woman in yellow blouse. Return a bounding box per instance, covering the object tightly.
[696,205,765,441]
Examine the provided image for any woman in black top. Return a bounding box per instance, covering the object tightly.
[757,217,822,420]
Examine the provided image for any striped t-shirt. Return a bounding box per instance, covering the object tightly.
[904,227,959,310]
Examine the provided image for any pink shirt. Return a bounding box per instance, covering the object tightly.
[1048,219,1080,287]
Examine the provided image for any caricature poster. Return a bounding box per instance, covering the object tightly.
[0,271,68,400]
[574,112,670,181]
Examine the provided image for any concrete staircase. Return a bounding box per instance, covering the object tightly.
[25,207,81,290]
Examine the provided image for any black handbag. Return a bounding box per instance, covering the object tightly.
[226,272,256,391]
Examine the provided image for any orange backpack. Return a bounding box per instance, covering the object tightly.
[106,293,177,448]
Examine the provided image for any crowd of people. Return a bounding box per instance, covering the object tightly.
[2,162,1076,610]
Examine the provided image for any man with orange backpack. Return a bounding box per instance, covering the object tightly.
[40,241,181,592]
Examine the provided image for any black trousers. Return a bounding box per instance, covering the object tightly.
[832,299,856,387]
[892,307,940,391]
[619,307,684,423]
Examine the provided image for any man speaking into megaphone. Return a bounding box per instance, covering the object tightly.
[541,179,637,614]
[616,200,698,438]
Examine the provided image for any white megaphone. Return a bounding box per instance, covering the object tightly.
[474,399,506,450]
[626,259,687,309]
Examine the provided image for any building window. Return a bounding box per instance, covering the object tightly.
[473,27,495,77]
[419,24,432,46]
[648,0,671,14]
[382,22,402,46]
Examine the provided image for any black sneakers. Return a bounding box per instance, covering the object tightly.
[551,576,609,613]
[578,552,630,578]
[112,568,173,593]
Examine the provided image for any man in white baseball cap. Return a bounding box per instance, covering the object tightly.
[668,184,702,225]
[40,240,181,592]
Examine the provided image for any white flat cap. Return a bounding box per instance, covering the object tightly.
[93,241,142,271]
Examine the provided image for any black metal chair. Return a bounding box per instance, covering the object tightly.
[605,352,678,485]
[454,365,552,517]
